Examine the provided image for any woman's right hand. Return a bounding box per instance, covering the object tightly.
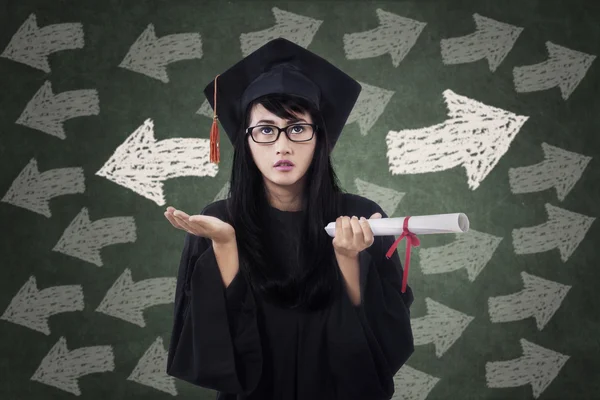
[164,206,236,245]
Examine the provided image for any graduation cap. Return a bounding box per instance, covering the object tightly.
[203,38,362,164]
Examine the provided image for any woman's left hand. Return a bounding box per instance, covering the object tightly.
[332,213,382,259]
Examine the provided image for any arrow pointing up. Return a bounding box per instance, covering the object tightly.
[96,118,218,206]
[508,142,591,201]
[1,13,84,72]
[486,338,569,398]
[119,24,203,83]
[512,203,595,262]
[441,13,523,72]
[386,89,528,190]
[513,41,595,100]
[240,7,322,57]
[343,8,426,67]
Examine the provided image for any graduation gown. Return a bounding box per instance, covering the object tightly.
[166,193,414,400]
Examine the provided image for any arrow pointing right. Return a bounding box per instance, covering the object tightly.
[508,142,592,201]
[343,8,426,67]
[488,271,571,330]
[486,338,569,398]
[513,41,596,100]
[392,365,440,400]
[512,203,595,262]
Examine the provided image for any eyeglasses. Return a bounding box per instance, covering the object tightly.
[246,123,317,143]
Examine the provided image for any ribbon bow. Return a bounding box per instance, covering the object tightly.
[385,216,420,293]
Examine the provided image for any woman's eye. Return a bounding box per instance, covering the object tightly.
[291,126,303,133]
[260,127,273,134]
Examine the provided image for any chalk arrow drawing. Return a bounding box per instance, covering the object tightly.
[119,24,202,83]
[196,99,213,118]
[412,297,474,357]
[96,269,176,327]
[1,276,84,335]
[513,41,595,100]
[1,158,85,217]
[440,13,523,72]
[486,338,569,398]
[386,89,529,190]
[508,142,591,201]
[240,7,322,57]
[346,81,394,136]
[128,337,177,395]
[52,207,137,266]
[354,177,405,218]
[419,229,502,282]
[343,9,426,67]
[31,337,115,396]
[488,271,571,330]
[1,13,84,72]
[96,118,218,206]
[391,365,440,400]
[16,80,99,139]
[512,203,594,262]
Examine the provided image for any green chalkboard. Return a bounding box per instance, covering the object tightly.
[1,0,599,399]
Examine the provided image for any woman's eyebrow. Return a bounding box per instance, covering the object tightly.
[256,118,307,125]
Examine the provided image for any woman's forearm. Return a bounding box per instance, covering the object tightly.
[335,251,361,306]
[212,238,240,289]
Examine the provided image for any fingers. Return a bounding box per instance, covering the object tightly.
[336,216,374,249]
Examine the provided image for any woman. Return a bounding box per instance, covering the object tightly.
[164,38,414,400]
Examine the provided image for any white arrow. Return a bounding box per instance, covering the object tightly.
[16,80,99,139]
[96,269,176,327]
[0,13,84,73]
[1,276,84,335]
[513,41,595,100]
[391,364,440,400]
[346,81,394,136]
[440,13,523,72]
[240,7,322,57]
[95,118,218,206]
[386,89,528,190]
[488,271,570,330]
[343,9,426,67]
[354,177,405,218]
[512,203,595,262]
[128,337,177,395]
[508,142,592,201]
[52,207,137,266]
[486,338,569,398]
[196,98,213,119]
[119,24,202,83]
[31,336,115,396]
[420,229,502,282]
[412,298,474,358]
[1,158,85,217]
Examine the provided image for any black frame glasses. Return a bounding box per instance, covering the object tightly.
[246,123,318,143]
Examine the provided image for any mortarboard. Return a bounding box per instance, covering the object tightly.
[203,38,362,164]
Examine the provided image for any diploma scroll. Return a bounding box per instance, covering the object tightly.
[324,212,470,294]
[324,213,470,237]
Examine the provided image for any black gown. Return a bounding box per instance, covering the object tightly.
[166,193,414,400]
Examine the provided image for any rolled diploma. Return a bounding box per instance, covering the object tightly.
[324,213,469,237]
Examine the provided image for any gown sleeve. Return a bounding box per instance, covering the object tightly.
[327,205,415,400]
[166,227,262,395]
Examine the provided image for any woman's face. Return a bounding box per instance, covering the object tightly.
[247,103,317,194]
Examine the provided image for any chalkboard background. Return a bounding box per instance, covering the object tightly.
[1,0,599,399]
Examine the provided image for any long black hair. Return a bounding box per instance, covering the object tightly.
[224,93,347,311]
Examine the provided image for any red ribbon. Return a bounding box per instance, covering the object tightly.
[385,216,420,293]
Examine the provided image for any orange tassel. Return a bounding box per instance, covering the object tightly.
[209,74,220,164]
[210,116,220,164]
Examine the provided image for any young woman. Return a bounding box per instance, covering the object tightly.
[164,38,414,400]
